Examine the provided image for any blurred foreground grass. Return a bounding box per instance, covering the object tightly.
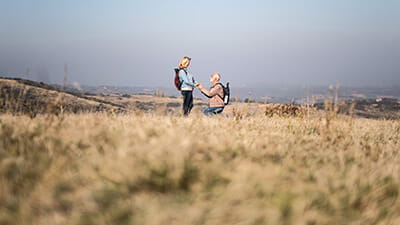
[0,113,399,225]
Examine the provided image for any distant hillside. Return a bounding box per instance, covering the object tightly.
[0,77,206,116]
[314,98,400,120]
[1,77,398,119]
[0,77,124,116]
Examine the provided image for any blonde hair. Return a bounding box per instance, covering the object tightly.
[178,56,191,69]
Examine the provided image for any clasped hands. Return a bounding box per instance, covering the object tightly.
[195,83,204,90]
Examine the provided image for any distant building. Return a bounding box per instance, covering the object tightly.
[376,96,397,102]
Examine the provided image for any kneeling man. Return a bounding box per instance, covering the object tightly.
[196,73,225,115]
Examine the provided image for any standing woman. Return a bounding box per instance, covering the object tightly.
[178,56,197,116]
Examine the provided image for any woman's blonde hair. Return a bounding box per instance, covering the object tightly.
[178,56,191,69]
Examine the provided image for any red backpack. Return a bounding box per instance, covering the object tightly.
[174,68,187,91]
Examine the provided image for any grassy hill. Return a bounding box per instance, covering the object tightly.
[0,78,124,116]
[1,78,400,224]
[0,77,209,116]
[1,77,399,119]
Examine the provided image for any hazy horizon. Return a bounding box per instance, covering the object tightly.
[1,0,399,87]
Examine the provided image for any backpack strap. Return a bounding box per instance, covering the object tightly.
[215,83,225,101]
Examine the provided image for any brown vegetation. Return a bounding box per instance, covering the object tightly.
[1,78,399,225]
[0,78,122,116]
[1,112,399,225]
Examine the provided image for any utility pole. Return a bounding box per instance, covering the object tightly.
[25,67,31,79]
[62,63,68,91]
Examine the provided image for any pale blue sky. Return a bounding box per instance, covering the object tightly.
[1,0,399,86]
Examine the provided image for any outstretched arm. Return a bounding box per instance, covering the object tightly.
[197,84,222,98]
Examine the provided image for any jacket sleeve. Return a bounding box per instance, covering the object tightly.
[179,70,195,88]
[201,85,222,98]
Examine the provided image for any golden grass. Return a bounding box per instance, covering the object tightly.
[0,112,399,225]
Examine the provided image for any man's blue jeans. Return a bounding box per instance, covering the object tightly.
[202,107,224,116]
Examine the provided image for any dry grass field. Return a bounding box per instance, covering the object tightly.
[1,78,400,225]
[1,111,399,225]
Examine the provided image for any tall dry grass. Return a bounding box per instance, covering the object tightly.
[0,111,399,225]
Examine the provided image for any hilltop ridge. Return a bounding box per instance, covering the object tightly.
[0,77,124,116]
[1,77,399,119]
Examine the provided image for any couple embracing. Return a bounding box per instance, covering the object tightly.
[174,56,229,116]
